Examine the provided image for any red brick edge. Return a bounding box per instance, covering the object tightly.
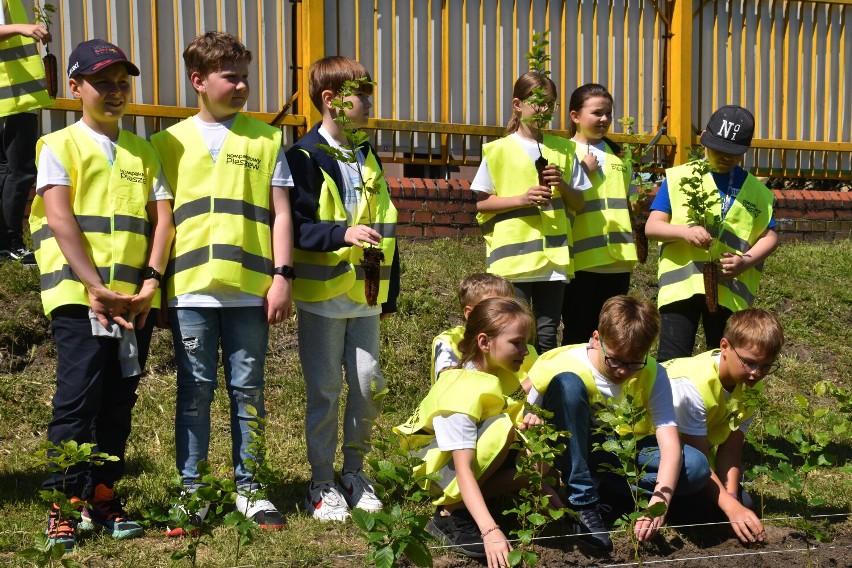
[386,178,852,241]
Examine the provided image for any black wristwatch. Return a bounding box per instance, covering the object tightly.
[141,266,162,283]
[272,265,296,279]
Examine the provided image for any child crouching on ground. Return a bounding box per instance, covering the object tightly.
[397,297,564,568]
[666,308,783,544]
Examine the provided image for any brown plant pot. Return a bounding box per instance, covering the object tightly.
[535,156,548,187]
[703,261,719,313]
[43,52,58,98]
[633,220,648,264]
[361,246,385,307]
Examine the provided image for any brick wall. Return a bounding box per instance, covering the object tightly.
[387,178,852,241]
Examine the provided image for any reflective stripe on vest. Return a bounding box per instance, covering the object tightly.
[394,368,524,505]
[528,344,658,437]
[151,113,280,299]
[29,126,155,316]
[657,164,774,311]
[292,148,398,304]
[476,134,575,279]
[570,145,638,271]
[663,350,761,446]
[0,0,52,116]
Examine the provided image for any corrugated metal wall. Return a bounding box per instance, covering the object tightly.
[32,0,852,177]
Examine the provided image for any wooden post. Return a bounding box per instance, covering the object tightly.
[669,0,694,165]
[299,0,325,129]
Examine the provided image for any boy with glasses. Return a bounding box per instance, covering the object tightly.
[665,308,783,544]
[527,295,709,551]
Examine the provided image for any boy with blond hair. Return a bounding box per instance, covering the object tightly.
[151,31,293,532]
[527,295,709,551]
[286,55,399,522]
[432,272,536,391]
[32,39,173,548]
[666,308,783,544]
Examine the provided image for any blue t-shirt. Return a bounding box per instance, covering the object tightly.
[651,166,775,228]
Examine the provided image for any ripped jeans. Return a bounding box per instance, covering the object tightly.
[171,306,269,489]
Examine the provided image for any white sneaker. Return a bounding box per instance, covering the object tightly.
[339,470,383,512]
[235,491,285,530]
[305,481,350,522]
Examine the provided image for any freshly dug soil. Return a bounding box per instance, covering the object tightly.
[535,156,548,187]
[703,261,719,313]
[43,52,58,98]
[430,523,852,567]
[633,221,648,264]
[361,246,385,306]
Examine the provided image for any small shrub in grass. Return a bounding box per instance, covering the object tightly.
[349,386,436,567]
[593,393,667,566]
[18,441,118,567]
[503,407,567,567]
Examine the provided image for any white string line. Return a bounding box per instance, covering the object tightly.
[218,511,852,568]
[598,544,852,567]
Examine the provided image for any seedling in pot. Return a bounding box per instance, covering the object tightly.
[31,2,57,98]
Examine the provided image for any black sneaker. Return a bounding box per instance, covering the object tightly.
[426,508,486,558]
[9,247,36,266]
[78,484,143,539]
[572,503,613,552]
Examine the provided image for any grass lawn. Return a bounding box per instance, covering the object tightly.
[0,237,850,567]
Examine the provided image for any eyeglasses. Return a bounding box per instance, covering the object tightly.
[730,344,780,376]
[600,340,647,372]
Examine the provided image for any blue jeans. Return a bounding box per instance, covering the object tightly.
[543,372,709,507]
[171,306,269,489]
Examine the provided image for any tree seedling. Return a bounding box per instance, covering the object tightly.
[593,391,667,566]
[31,2,57,97]
[681,147,721,312]
[503,408,568,567]
[316,76,386,306]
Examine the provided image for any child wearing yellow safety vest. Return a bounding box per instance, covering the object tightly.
[285,56,400,523]
[151,32,293,532]
[560,84,638,345]
[646,105,778,362]
[471,72,589,353]
[31,40,174,549]
[665,308,783,545]
[431,272,537,388]
[397,297,564,566]
[526,295,710,551]
[0,0,54,263]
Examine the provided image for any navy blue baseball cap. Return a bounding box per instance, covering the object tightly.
[67,39,140,78]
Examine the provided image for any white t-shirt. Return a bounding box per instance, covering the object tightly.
[36,120,173,202]
[294,125,381,320]
[432,337,459,382]
[471,133,591,283]
[170,115,293,308]
[669,352,753,437]
[527,344,677,429]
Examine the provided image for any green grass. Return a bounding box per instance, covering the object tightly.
[0,237,850,566]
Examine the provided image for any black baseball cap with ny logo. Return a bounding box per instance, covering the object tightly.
[699,105,755,156]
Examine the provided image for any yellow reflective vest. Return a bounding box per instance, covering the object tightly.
[0,0,53,116]
[29,125,157,316]
[431,324,538,396]
[477,134,576,279]
[527,344,658,437]
[570,143,637,271]
[291,148,397,304]
[394,368,525,505]
[664,350,762,447]
[657,164,774,311]
[150,114,280,299]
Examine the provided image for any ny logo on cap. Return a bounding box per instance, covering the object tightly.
[716,120,742,141]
